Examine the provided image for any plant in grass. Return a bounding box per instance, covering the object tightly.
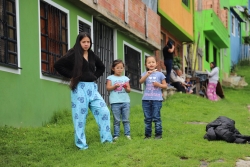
[239,59,250,66]
[230,61,237,76]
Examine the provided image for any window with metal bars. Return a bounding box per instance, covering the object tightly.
[40,0,68,77]
[0,0,18,68]
[124,45,141,91]
[79,21,91,34]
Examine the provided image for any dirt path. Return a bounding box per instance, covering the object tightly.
[236,157,250,167]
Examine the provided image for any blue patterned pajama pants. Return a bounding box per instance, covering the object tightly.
[71,82,113,149]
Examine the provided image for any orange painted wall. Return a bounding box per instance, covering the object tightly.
[158,0,193,37]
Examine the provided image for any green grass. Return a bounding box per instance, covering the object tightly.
[1,66,250,167]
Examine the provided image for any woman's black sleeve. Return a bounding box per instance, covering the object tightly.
[54,49,75,78]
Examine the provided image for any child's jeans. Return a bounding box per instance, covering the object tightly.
[142,100,162,137]
[111,102,130,137]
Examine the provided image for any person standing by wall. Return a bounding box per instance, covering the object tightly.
[206,62,219,101]
[163,40,175,87]
[106,59,131,140]
[54,32,113,150]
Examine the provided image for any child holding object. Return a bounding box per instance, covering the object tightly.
[139,56,167,140]
[106,59,131,140]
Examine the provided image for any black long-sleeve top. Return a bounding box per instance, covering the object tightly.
[163,45,173,60]
[54,49,105,81]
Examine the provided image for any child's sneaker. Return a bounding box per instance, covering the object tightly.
[154,135,162,140]
[113,136,119,141]
[144,136,151,140]
[126,135,131,140]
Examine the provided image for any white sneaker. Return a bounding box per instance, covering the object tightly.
[113,136,119,140]
[126,135,131,140]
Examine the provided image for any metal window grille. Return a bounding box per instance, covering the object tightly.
[0,0,18,68]
[124,45,141,91]
[93,19,114,104]
[40,1,68,76]
[79,21,91,34]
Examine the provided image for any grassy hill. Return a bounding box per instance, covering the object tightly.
[1,66,250,167]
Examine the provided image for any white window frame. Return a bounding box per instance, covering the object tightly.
[0,0,21,74]
[123,41,142,93]
[231,15,235,36]
[77,15,93,49]
[38,0,70,82]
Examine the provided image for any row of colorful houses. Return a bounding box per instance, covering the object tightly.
[0,0,249,127]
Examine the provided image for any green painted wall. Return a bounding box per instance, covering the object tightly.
[0,0,93,127]
[229,0,248,6]
[0,0,155,127]
[116,31,154,107]
[194,9,231,80]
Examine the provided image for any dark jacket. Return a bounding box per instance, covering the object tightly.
[204,116,250,144]
[54,49,105,81]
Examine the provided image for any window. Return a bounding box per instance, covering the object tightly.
[0,0,18,68]
[231,15,235,35]
[79,21,91,34]
[182,0,189,7]
[161,33,166,60]
[124,45,141,91]
[40,1,68,77]
[205,38,209,62]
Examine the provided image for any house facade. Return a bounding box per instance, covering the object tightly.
[194,0,230,79]
[157,0,194,73]
[229,7,244,66]
[0,0,160,127]
[226,0,250,65]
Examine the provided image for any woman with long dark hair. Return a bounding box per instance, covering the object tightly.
[206,62,219,101]
[54,32,113,150]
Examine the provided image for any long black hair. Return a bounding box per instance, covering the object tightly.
[70,32,93,90]
[210,62,216,70]
[111,59,124,75]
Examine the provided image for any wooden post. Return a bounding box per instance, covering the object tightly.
[192,32,200,77]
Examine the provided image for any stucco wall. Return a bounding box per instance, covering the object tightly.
[158,0,193,38]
